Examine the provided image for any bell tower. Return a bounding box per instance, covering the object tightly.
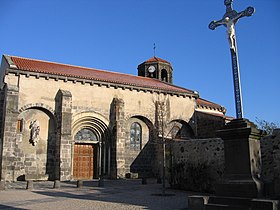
[137,57,173,84]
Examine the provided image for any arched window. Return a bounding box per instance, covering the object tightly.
[161,69,168,82]
[74,128,98,142]
[130,122,142,150]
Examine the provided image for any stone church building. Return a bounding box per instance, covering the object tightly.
[0,55,226,182]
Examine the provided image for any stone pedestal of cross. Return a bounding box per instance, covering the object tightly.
[209,0,255,119]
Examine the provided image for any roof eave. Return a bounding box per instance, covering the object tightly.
[4,55,18,69]
[6,68,198,98]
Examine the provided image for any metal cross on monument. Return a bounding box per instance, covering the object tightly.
[209,0,255,119]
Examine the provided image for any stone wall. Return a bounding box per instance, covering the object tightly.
[169,138,224,193]
[15,108,56,181]
[260,129,280,195]
[170,129,280,195]
[192,111,225,138]
[125,117,154,178]
[55,90,73,181]
[13,73,196,180]
[0,57,227,181]
[0,84,20,181]
[0,88,5,180]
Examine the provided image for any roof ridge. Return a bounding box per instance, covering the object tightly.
[145,56,171,64]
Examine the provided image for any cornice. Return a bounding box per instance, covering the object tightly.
[6,68,198,99]
[196,104,226,113]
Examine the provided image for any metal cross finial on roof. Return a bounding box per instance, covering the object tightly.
[153,43,156,57]
[208,0,255,119]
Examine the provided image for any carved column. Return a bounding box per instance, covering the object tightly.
[55,89,72,181]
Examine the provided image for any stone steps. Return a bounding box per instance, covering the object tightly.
[188,195,279,210]
[205,196,251,210]
[205,203,248,210]
[204,196,279,210]
[209,196,251,206]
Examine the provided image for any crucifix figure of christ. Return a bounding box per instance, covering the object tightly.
[208,0,255,119]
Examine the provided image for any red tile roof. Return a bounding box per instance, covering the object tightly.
[7,55,193,94]
[145,56,171,64]
[196,110,225,118]
[196,98,225,111]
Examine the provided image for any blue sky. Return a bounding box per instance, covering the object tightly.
[0,0,279,125]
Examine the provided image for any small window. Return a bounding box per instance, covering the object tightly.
[74,128,98,141]
[130,122,142,150]
[17,119,24,133]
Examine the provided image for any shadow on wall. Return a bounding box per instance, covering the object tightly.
[130,141,157,178]
[46,115,57,180]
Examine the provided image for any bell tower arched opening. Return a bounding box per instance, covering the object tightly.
[161,69,168,82]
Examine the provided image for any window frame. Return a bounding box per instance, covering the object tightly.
[130,122,142,150]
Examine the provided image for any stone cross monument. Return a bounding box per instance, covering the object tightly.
[209,0,255,119]
[187,3,279,208]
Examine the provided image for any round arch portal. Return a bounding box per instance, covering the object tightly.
[72,112,111,180]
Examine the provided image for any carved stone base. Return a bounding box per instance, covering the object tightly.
[215,180,259,198]
[188,195,280,210]
[216,118,263,198]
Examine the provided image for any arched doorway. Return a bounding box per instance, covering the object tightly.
[72,113,110,180]
[73,128,98,179]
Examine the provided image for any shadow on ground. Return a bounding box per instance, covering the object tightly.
[0,204,27,210]
[33,179,188,210]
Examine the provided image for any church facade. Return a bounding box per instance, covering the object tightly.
[0,55,226,181]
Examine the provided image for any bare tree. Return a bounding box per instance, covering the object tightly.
[153,95,169,195]
[255,118,279,135]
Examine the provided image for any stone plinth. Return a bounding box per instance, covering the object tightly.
[199,118,280,210]
[216,118,263,198]
[188,195,209,210]
[0,180,5,190]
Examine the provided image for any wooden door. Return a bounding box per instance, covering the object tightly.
[73,144,94,179]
